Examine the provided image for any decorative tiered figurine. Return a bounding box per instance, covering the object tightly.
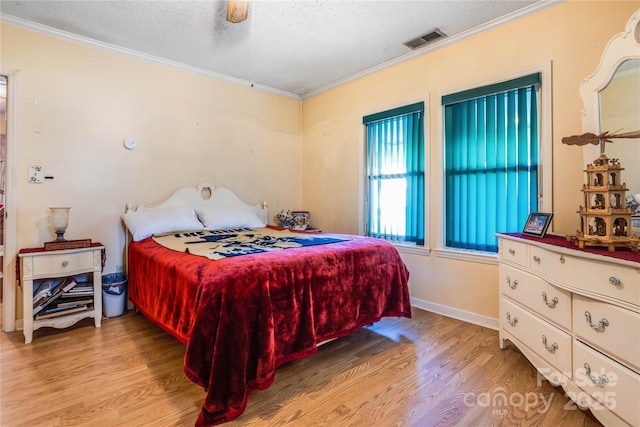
[563,130,640,252]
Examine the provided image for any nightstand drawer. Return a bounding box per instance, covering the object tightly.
[31,251,94,276]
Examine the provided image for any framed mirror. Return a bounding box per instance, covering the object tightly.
[600,58,640,199]
[579,9,640,201]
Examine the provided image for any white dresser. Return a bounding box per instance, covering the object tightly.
[497,233,640,426]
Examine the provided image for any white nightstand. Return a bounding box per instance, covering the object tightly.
[19,244,104,344]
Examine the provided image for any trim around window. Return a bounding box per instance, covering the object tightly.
[359,95,431,249]
[435,247,498,265]
[434,62,553,261]
[394,243,431,256]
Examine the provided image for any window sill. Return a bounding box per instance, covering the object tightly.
[435,247,498,265]
[394,244,430,256]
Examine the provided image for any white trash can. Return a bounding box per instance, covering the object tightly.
[102,273,127,318]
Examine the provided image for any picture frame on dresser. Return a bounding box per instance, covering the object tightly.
[522,212,553,237]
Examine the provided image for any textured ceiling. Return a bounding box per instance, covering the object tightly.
[0,0,560,98]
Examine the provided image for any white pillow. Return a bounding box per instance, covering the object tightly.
[195,205,265,230]
[122,206,204,241]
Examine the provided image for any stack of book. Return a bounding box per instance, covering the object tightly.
[32,277,94,320]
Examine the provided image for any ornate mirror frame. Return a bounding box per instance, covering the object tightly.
[579,9,640,164]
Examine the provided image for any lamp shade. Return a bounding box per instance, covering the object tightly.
[50,207,70,242]
[227,0,249,23]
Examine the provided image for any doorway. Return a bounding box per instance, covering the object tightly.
[0,76,6,304]
[1,70,16,333]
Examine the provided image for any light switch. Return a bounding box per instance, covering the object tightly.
[28,165,44,183]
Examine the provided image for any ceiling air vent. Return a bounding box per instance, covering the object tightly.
[404,28,446,50]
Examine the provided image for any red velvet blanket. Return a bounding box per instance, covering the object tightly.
[128,232,411,426]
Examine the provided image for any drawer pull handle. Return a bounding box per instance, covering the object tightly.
[506,312,518,326]
[506,276,518,289]
[61,261,69,267]
[541,335,558,353]
[584,363,609,387]
[533,255,540,263]
[584,311,609,331]
[609,276,621,287]
[541,292,558,308]
[509,248,515,255]
[559,255,565,264]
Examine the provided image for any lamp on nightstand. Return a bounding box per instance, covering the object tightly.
[45,207,91,251]
[50,207,70,242]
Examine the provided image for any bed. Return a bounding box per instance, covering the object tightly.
[122,183,411,426]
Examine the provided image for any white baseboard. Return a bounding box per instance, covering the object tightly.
[411,297,499,331]
[14,298,497,333]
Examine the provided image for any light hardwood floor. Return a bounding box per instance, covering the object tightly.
[0,307,601,427]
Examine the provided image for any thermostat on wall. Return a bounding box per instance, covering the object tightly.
[123,137,137,150]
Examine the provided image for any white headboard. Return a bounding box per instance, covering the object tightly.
[124,183,268,225]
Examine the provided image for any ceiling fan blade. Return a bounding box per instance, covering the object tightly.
[227,0,249,23]
[562,130,640,146]
[561,133,600,146]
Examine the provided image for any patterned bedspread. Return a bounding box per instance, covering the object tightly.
[128,228,411,425]
[153,227,347,260]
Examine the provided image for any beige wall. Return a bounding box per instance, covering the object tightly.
[1,23,302,317]
[2,2,637,326]
[300,2,639,321]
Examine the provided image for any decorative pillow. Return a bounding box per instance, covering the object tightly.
[195,205,265,230]
[122,206,204,241]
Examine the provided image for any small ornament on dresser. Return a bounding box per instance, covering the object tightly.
[561,130,640,252]
[276,210,311,230]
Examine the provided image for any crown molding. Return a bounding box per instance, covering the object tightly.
[1,1,564,101]
[302,0,565,99]
[0,15,302,100]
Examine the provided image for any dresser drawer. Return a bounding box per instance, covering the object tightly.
[573,294,640,372]
[500,264,572,330]
[500,239,528,267]
[501,298,572,376]
[573,339,640,427]
[529,245,640,306]
[31,250,95,276]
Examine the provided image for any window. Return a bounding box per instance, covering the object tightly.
[363,102,425,245]
[442,73,541,253]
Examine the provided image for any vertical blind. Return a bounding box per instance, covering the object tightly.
[364,102,425,245]
[443,74,540,252]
